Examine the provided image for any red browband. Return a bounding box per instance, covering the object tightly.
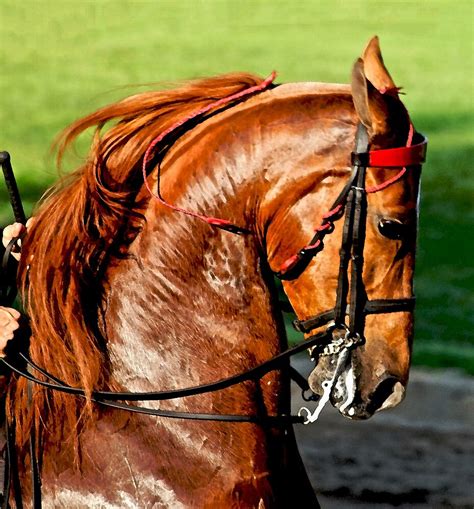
[353,134,428,168]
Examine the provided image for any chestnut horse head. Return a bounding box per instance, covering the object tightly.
[7,37,425,507]
[279,36,424,420]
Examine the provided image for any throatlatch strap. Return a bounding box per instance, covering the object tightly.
[275,169,358,280]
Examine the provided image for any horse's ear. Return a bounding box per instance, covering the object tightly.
[361,36,397,93]
[351,37,402,139]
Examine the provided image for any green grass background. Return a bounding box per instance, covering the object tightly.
[1,1,473,373]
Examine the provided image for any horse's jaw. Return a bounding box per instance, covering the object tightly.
[307,349,407,420]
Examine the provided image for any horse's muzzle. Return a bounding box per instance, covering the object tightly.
[331,372,406,420]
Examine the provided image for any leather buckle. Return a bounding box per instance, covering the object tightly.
[292,319,305,333]
[351,151,370,167]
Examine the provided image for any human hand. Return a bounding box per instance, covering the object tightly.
[0,306,21,357]
[2,218,34,261]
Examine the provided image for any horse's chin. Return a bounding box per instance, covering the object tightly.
[307,353,407,420]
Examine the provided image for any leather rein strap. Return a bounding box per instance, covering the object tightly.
[2,328,333,424]
[0,124,427,425]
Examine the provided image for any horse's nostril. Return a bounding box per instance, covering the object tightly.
[367,376,402,413]
[379,381,406,411]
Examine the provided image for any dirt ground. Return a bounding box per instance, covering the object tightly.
[291,356,474,509]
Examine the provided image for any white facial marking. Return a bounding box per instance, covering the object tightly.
[338,367,356,414]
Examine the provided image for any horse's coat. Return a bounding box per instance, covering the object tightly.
[6,37,421,507]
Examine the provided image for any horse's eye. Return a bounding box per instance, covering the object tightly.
[378,218,406,240]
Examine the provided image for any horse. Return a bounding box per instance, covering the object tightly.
[3,36,426,508]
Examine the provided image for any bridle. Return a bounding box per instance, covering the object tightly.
[0,75,427,508]
[279,122,426,352]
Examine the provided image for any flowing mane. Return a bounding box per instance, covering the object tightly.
[8,72,268,449]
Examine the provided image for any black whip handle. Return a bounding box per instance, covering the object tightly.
[1,151,26,224]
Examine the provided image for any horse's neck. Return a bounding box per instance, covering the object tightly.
[41,85,354,505]
[102,83,356,401]
[103,222,282,390]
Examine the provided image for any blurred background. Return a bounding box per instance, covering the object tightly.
[1,2,472,507]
